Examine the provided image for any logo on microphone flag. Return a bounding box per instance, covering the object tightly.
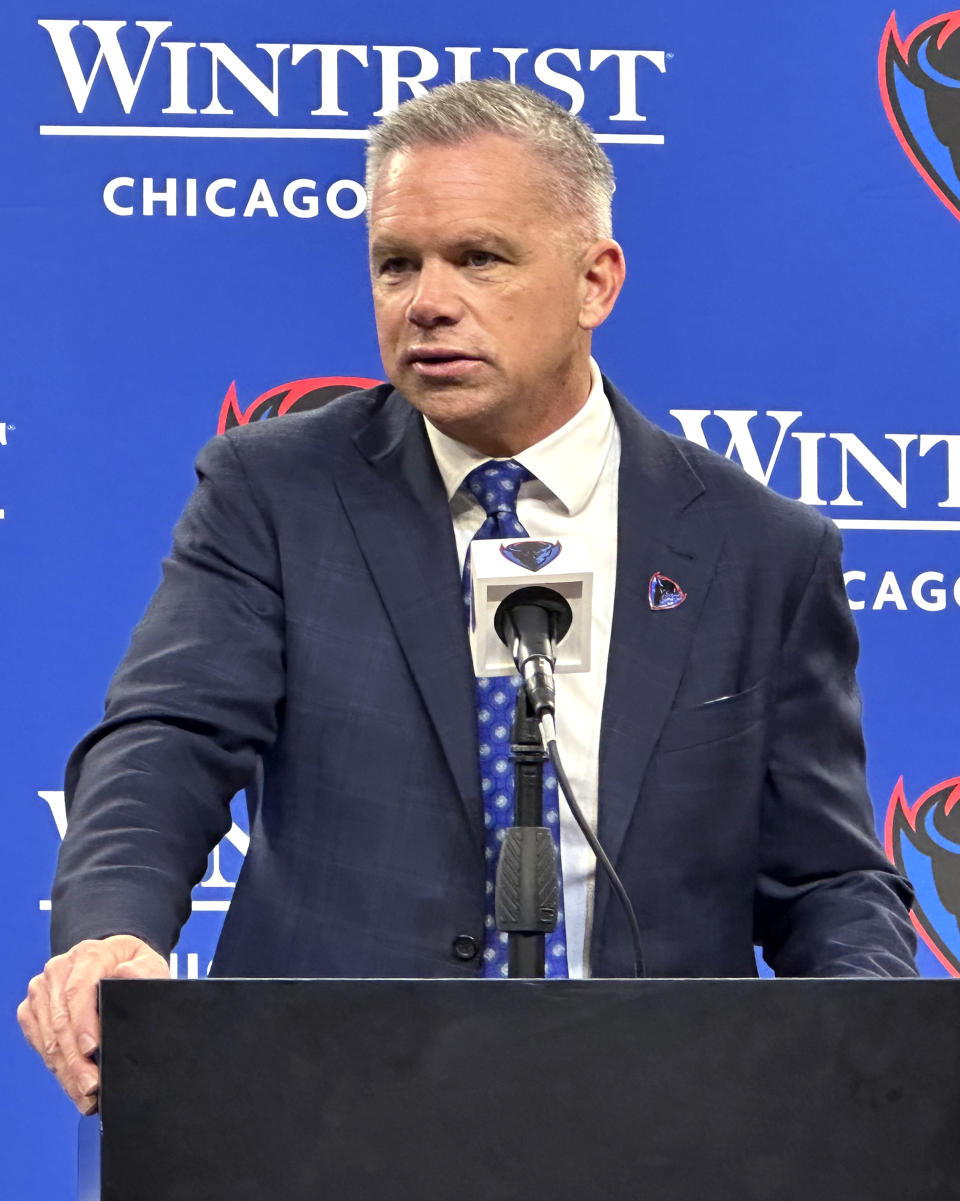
[500,540,562,572]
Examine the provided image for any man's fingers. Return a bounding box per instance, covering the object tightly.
[20,974,58,1066]
[47,955,93,1095]
[75,1061,100,1100]
[111,961,141,978]
[56,1061,100,1115]
[111,951,169,980]
[21,936,168,1114]
[48,940,126,1104]
[62,949,109,1057]
[18,971,95,1113]
[17,997,54,1072]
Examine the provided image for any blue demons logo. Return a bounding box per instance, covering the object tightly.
[880,10,960,222]
[217,374,383,433]
[886,776,960,976]
[500,540,562,572]
[648,572,686,610]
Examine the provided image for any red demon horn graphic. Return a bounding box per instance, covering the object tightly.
[217,375,384,434]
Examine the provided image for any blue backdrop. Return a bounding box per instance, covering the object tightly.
[4,2,960,1194]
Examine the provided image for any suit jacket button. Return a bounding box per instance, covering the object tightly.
[452,934,479,961]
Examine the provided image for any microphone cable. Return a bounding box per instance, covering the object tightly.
[539,713,645,979]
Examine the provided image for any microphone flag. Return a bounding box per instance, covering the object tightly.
[468,535,593,677]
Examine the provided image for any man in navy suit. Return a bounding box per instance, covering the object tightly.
[19,80,916,1113]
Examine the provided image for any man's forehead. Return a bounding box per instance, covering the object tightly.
[371,134,548,209]
[368,136,561,241]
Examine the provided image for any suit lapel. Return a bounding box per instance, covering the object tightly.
[594,384,724,934]
[335,390,482,846]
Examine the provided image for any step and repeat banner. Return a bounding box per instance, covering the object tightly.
[3,1,959,1194]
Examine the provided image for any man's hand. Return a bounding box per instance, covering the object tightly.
[17,935,169,1113]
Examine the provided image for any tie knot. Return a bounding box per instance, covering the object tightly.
[460,459,532,518]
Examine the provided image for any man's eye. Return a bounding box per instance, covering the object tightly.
[379,257,412,275]
[465,251,498,268]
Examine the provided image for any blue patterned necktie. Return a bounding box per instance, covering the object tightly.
[460,459,569,979]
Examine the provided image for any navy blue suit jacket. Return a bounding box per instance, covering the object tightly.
[52,381,917,977]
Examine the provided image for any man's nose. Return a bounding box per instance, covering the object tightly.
[405,260,462,328]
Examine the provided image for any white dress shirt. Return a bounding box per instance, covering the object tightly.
[424,358,620,978]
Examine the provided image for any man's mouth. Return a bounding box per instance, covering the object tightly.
[405,348,485,378]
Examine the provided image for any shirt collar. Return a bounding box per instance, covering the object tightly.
[424,357,613,517]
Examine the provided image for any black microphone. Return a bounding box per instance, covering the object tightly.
[492,580,645,977]
[493,586,573,718]
[495,578,644,975]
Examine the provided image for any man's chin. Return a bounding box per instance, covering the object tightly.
[395,375,492,418]
[408,391,504,445]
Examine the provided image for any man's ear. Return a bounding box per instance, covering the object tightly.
[578,240,626,331]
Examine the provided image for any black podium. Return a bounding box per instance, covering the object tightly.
[90,978,959,1200]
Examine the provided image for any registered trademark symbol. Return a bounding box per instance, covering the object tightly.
[666,52,674,60]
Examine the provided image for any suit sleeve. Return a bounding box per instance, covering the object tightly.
[754,521,918,977]
[50,432,285,957]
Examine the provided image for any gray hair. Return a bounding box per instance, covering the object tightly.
[365,79,615,240]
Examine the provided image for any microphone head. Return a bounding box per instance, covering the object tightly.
[468,536,592,677]
[492,586,574,650]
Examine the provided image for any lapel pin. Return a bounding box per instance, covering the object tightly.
[649,572,686,611]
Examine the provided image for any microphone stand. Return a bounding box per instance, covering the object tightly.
[494,687,561,978]
[488,585,645,978]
